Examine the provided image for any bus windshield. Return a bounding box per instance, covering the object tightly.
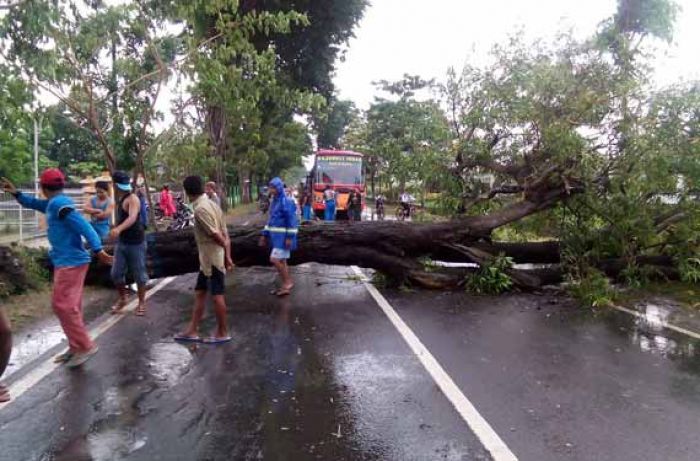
[316,155,362,185]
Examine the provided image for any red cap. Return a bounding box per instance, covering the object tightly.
[39,168,66,188]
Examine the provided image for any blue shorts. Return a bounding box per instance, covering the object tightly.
[111,242,149,286]
[270,248,291,260]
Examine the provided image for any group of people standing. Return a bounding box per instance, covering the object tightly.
[0,170,298,403]
[298,185,362,222]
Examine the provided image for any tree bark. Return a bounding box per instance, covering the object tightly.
[74,216,677,292]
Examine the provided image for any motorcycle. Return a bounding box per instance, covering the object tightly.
[167,196,194,231]
[152,202,164,221]
[396,202,417,221]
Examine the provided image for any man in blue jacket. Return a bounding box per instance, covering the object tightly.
[2,170,112,369]
[259,177,298,296]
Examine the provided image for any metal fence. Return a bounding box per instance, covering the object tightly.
[0,188,87,245]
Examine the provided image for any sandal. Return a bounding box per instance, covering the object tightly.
[0,386,10,403]
[174,334,202,343]
[53,351,74,363]
[275,284,294,297]
[202,336,232,345]
[135,305,146,317]
[111,301,127,315]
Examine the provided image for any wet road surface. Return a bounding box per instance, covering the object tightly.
[382,290,700,461]
[1,264,699,460]
[0,266,489,461]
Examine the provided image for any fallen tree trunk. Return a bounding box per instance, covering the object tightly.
[88,221,485,287]
[79,221,676,291]
[80,191,575,289]
[84,220,553,289]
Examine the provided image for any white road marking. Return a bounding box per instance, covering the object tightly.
[350,266,518,461]
[611,303,700,341]
[0,276,177,412]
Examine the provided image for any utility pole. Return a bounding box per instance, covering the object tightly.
[33,114,43,235]
[33,116,41,195]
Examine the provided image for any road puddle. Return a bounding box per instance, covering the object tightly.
[148,342,193,386]
[47,414,148,461]
[5,318,66,378]
[46,378,157,461]
[622,302,697,359]
[86,427,148,461]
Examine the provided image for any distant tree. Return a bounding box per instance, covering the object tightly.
[316,98,356,149]
[255,0,369,97]
[362,76,450,200]
[44,106,103,178]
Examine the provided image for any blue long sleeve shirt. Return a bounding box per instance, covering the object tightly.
[16,191,103,267]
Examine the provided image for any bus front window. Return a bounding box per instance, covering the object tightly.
[316,156,362,185]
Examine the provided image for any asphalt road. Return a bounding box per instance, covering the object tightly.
[1,264,699,461]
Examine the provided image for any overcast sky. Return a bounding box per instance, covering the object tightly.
[334,0,700,108]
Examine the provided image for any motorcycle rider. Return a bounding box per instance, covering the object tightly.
[375,194,385,220]
[399,190,412,218]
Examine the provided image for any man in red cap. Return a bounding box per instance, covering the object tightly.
[1,170,112,371]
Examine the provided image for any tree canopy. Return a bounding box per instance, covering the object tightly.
[340,0,699,293]
[0,0,367,200]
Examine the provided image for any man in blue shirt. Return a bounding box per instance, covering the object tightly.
[2,170,112,369]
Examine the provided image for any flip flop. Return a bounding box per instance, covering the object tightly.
[202,336,232,345]
[276,285,294,297]
[173,334,202,343]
